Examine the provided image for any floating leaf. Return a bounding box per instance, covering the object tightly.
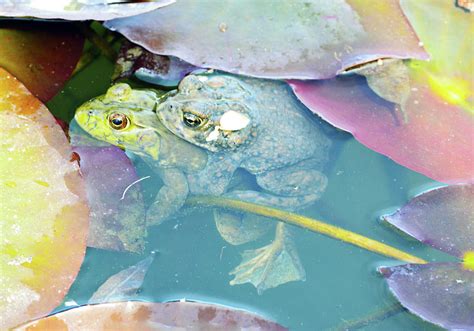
[0,0,175,21]
[289,1,474,183]
[104,0,427,79]
[0,68,89,329]
[73,146,147,253]
[89,253,155,304]
[0,20,84,102]
[380,263,474,330]
[289,74,474,184]
[113,40,201,87]
[383,185,474,258]
[230,224,305,294]
[14,301,287,330]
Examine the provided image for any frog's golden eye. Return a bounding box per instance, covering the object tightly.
[108,113,129,130]
[183,112,205,128]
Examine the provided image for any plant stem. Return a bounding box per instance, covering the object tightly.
[330,303,405,331]
[186,195,427,264]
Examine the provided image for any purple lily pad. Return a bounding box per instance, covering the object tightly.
[0,0,174,21]
[14,301,287,330]
[104,0,427,79]
[0,20,84,102]
[73,146,147,253]
[383,185,474,258]
[290,0,474,184]
[113,40,201,87]
[380,263,474,330]
[289,74,474,184]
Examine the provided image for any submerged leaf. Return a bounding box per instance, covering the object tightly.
[0,0,175,21]
[289,0,474,183]
[73,146,147,253]
[0,68,89,329]
[0,21,84,102]
[14,301,287,330]
[105,0,427,79]
[383,185,474,258]
[380,263,474,330]
[89,253,155,304]
[113,40,201,87]
[230,224,305,294]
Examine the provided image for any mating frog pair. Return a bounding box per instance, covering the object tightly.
[75,73,331,293]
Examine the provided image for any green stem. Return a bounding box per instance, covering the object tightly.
[186,195,427,264]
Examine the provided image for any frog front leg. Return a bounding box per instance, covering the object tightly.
[146,167,189,226]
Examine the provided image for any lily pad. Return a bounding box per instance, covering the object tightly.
[383,185,474,258]
[73,146,147,253]
[13,301,287,330]
[0,20,84,102]
[104,0,427,79]
[0,0,175,21]
[380,263,474,330]
[0,68,89,329]
[289,0,474,183]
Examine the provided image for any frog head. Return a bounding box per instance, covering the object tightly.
[74,83,167,160]
[156,74,258,152]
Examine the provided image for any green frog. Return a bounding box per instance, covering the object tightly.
[74,74,331,293]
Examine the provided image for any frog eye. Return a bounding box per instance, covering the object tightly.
[108,113,129,130]
[182,112,205,128]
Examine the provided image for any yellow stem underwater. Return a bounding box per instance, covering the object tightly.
[186,196,427,264]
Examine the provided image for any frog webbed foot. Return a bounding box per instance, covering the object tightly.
[229,223,305,294]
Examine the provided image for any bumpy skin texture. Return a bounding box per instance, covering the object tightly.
[157,73,331,208]
[74,84,208,224]
[75,74,330,225]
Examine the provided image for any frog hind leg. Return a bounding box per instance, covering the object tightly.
[229,222,305,294]
[146,167,189,226]
[225,162,327,292]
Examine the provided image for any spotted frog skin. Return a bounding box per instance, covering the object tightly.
[74,84,209,224]
[157,73,331,209]
[75,75,332,292]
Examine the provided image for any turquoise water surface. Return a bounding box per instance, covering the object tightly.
[47,53,449,331]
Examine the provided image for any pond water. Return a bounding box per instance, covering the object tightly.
[46,53,451,331]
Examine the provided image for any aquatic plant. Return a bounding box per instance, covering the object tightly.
[0,0,472,329]
[0,68,89,329]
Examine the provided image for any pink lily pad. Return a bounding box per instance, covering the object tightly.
[0,0,175,21]
[13,301,287,330]
[104,0,427,79]
[73,146,147,253]
[289,0,474,184]
[380,263,474,330]
[383,185,474,258]
[0,20,84,101]
[289,74,474,184]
